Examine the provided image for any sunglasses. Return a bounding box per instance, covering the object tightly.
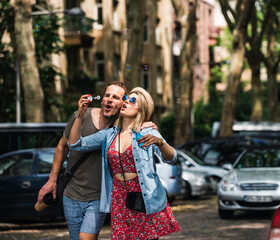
[122,95,137,104]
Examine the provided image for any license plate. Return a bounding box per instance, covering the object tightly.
[244,195,272,202]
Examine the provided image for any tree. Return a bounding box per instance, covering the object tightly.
[262,1,280,121]
[124,0,146,89]
[173,0,197,145]
[11,0,44,122]
[219,0,255,136]
[0,1,16,122]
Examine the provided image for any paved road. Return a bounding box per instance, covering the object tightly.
[0,195,273,240]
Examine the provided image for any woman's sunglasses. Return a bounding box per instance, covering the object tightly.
[122,95,136,104]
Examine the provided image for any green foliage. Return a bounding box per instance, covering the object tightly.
[219,27,233,53]
[32,1,65,121]
[0,0,16,122]
[235,82,251,120]
[0,0,65,122]
[159,113,176,146]
[194,66,224,139]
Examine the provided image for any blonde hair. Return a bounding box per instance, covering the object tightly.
[114,89,148,132]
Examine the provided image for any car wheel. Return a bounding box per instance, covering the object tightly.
[164,188,175,204]
[218,208,234,219]
[184,181,192,199]
[167,196,175,204]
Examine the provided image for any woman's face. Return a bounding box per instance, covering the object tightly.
[120,93,139,119]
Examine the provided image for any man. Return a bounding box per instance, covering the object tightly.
[37,82,127,240]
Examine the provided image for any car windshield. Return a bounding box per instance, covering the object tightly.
[180,150,207,165]
[235,149,280,169]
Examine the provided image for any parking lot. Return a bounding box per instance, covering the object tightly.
[0,195,272,240]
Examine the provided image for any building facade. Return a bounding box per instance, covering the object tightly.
[47,0,215,121]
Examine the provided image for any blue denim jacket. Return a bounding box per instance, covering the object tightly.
[69,126,177,215]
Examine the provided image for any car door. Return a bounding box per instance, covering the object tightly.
[0,151,37,218]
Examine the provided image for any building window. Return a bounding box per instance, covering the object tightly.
[66,0,81,9]
[155,18,160,46]
[155,26,161,46]
[156,66,162,94]
[113,54,120,79]
[94,0,103,27]
[113,10,119,30]
[141,67,150,90]
[95,53,104,81]
[83,50,89,72]
[66,47,80,73]
[143,16,149,44]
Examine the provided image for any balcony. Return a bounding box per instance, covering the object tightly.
[64,15,95,47]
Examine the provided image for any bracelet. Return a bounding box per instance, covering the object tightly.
[158,138,164,147]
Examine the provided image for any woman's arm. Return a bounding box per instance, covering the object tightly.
[69,94,90,145]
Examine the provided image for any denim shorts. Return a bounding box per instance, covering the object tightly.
[63,195,107,240]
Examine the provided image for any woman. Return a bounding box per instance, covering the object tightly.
[69,87,181,239]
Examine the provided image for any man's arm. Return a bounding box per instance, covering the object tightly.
[37,136,69,203]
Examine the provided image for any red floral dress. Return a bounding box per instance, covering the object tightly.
[107,136,181,239]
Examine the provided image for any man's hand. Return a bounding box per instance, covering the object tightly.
[140,121,158,130]
[77,94,92,118]
[37,180,57,203]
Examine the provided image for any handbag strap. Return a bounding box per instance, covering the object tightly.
[118,131,128,192]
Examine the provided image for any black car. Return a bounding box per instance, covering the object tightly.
[0,148,65,221]
[176,136,273,166]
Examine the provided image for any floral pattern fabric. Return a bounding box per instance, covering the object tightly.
[107,136,181,239]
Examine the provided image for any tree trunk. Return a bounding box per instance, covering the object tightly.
[267,66,278,121]
[265,5,279,122]
[174,0,197,145]
[219,40,244,136]
[250,63,262,122]
[11,0,44,122]
[124,0,146,90]
[219,0,255,136]
[246,5,264,122]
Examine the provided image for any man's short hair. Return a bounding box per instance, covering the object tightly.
[105,81,128,95]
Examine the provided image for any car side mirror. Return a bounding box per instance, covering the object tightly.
[185,160,194,168]
[222,163,232,171]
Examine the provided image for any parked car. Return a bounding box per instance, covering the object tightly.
[177,149,228,197]
[217,146,280,219]
[154,152,186,203]
[177,136,273,166]
[267,206,280,240]
[0,123,66,155]
[0,148,66,221]
[0,147,184,221]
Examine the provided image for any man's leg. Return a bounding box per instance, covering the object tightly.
[79,200,107,240]
[79,232,98,240]
[63,195,83,240]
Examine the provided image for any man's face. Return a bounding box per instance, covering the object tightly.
[101,85,125,119]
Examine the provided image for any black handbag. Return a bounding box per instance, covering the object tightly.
[125,191,146,213]
[43,151,92,208]
[118,132,146,213]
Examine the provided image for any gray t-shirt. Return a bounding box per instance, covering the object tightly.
[63,108,102,201]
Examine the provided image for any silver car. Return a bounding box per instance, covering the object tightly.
[177,149,227,198]
[218,146,280,219]
[154,152,186,203]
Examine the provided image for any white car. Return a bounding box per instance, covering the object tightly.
[154,152,186,203]
[176,149,227,198]
[218,146,280,219]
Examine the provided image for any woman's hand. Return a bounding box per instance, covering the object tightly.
[77,94,92,117]
[137,134,163,147]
